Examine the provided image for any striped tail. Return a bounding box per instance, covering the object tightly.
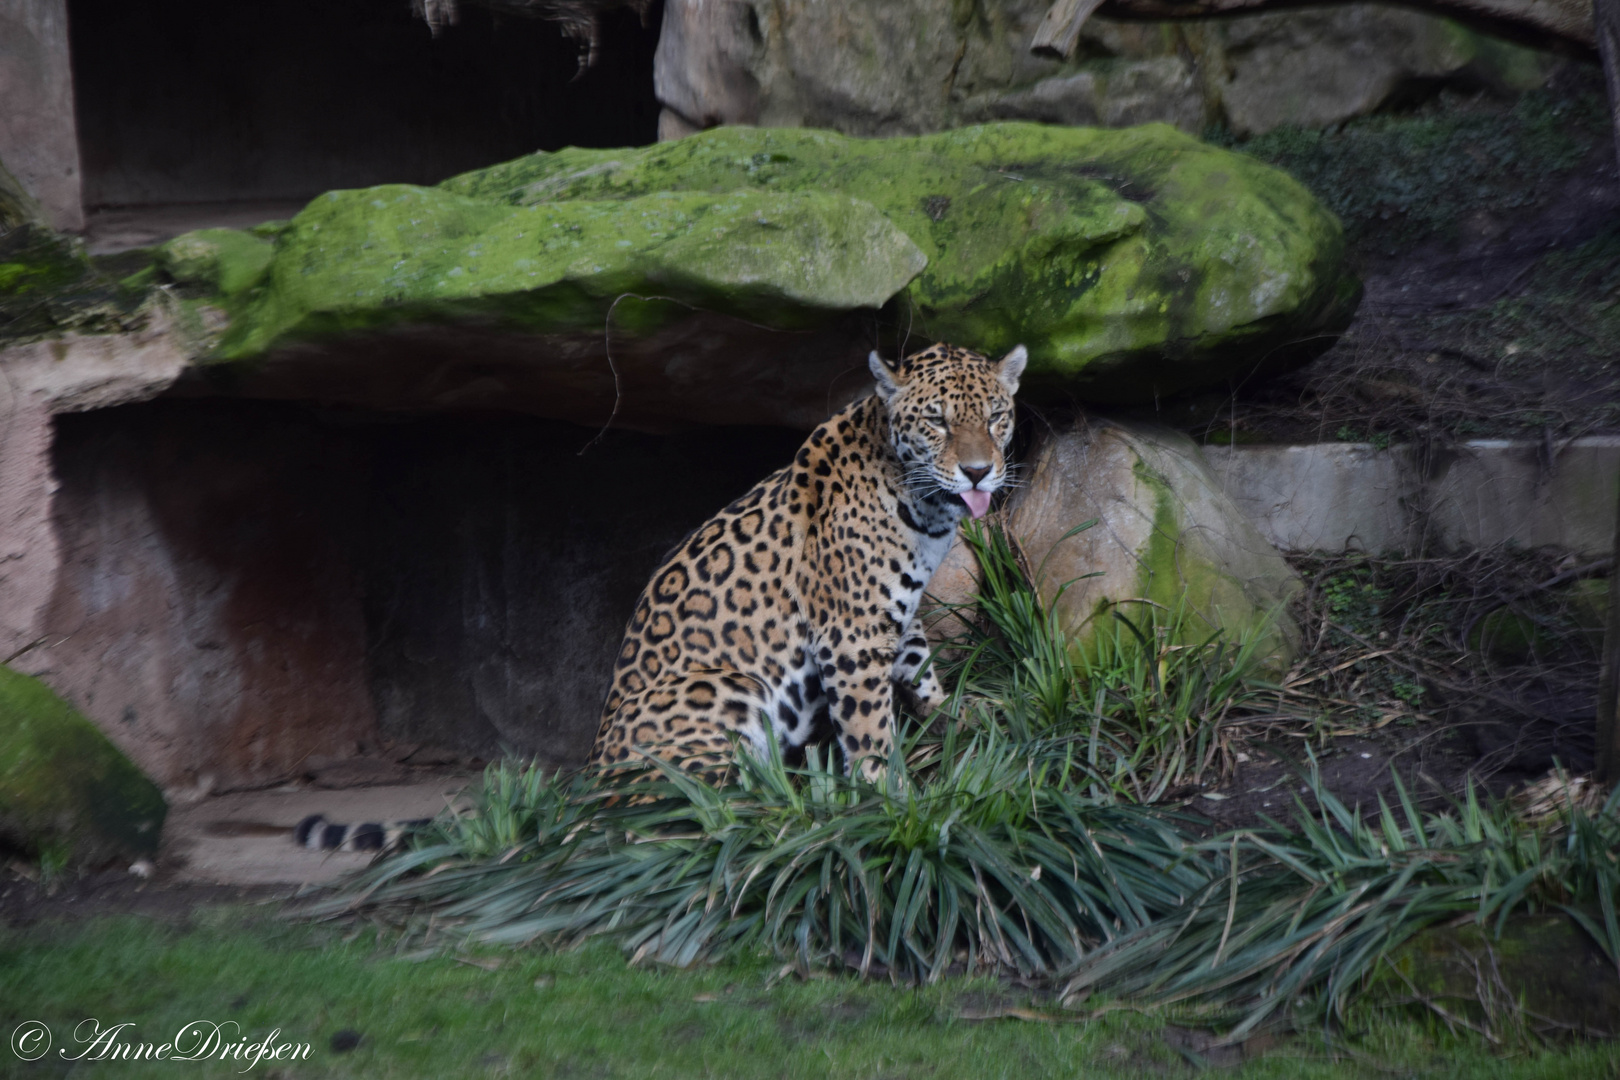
[294,814,431,852]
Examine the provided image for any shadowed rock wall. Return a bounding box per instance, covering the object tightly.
[655,0,1556,141]
[66,0,662,211]
[26,400,799,789]
[40,404,379,793]
[357,413,802,765]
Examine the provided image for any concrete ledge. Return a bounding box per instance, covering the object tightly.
[1204,438,1620,555]
[165,776,474,886]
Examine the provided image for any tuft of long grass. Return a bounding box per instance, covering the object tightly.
[305,746,1620,1039]
[1064,765,1620,1039]
[302,736,1222,984]
[933,518,1278,801]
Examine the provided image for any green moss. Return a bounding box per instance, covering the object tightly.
[0,666,166,864]
[218,184,927,358]
[1468,577,1608,664]
[0,158,45,231]
[156,227,275,296]
[0,226,155,346]
[211,124,1353,403]
[0,226,90,299]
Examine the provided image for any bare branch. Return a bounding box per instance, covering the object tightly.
[1033,0,1595,57]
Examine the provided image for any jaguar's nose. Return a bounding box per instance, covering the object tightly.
[960,464,991,487]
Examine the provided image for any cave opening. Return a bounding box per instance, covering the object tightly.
[42,399,800,791]
[66,0,663,250]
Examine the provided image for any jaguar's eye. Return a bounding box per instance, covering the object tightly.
[923,411,947,430]
[990,410,1009,425]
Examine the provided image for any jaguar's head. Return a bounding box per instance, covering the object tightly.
[868,343,1026,520]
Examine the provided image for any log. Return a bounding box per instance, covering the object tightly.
[1032,0,1110,59]
[1031,0,1595,57]
[1599,0,1620,173]
[1599,481,1620,784]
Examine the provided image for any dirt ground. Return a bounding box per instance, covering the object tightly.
[1133,69,1620,447]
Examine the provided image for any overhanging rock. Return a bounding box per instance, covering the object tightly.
[165,123,1357,429]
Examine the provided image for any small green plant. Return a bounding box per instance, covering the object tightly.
[35,841,71,891]
[1322,569,1390,637]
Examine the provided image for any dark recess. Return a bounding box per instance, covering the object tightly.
[49,400,800,770]
[67,0,663,210]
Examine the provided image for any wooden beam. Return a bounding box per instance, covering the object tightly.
[1598,0,1620,175]
[1056,0,1596,56]
[1031,0,1109,60]
[1598,475,1620,784]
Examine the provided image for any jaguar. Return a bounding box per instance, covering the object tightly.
[589,341,1026,781]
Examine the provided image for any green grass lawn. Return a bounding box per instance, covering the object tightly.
[2,905,1617,1079]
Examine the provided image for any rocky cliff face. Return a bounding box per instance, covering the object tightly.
[655,0,1554,141]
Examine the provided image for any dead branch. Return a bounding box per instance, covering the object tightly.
[1032,0,1594,58]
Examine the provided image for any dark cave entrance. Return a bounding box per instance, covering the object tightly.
[66,0,662,249]
[42,400,800,789]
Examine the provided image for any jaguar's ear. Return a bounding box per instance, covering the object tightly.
[869,351,904,404]
[996,345,1027,394]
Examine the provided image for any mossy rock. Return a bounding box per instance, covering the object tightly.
[157,227,275,297]
[196,123,1355,408]
[927,418,1301,666]
[0,666,166,865]
[1378,914,1620,1037]
[1469,578,1609,664]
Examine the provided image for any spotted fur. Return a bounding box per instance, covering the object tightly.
[589,342,1026,782]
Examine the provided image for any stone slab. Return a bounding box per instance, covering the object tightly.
[1205,437,1620,555]
[164,776,474,887]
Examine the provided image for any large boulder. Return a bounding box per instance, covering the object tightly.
[655,0,1556,142]
[0,665,167,865]
[179,123,1354,427]
[927,417,1301,664]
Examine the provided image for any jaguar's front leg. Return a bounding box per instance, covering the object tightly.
[821,646,898,782]
[891,624,944,718]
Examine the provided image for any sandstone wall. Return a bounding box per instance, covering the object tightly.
[5,368,802,790]
[0,0,82,230]
[655,0,1554,141]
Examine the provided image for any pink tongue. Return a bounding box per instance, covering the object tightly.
[960,489,992,520]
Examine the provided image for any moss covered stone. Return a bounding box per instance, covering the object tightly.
[157,228,275,297]
[1379,914,1620,1036]
[926,418,1301,664]
[199,123,1354,405]
[218,185,927,357]
[1026,420,1301,663]
[0,666,166,864]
